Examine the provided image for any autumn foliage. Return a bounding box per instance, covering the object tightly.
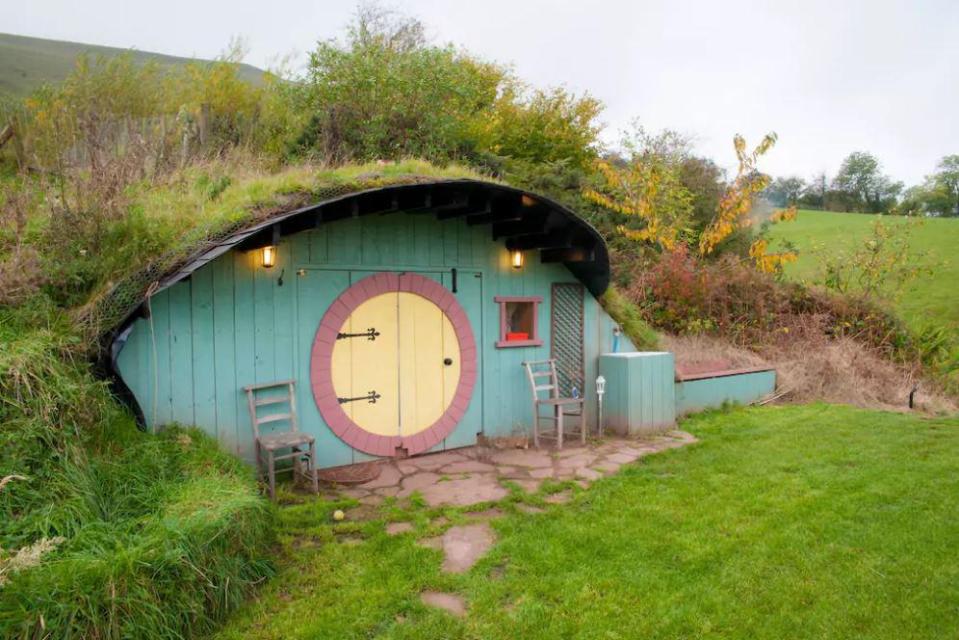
[584,131,798,273]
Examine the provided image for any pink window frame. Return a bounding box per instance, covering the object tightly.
[494,295,543,348]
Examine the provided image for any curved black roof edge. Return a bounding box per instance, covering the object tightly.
[154,178,610,299]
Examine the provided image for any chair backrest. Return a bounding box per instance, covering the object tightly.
[522,359,559,402]
[242,379,298,440]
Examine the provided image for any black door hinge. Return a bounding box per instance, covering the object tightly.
[337,327,380,341]
[337,390,382,405]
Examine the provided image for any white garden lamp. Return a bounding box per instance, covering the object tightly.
[596,375,606,436]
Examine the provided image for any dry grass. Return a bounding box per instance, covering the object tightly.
[664,333,957,415]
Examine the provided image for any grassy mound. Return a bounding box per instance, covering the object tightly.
[0,307,274,638]
[598,286,659,350]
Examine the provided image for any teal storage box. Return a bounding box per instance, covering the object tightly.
[599,352,676,435]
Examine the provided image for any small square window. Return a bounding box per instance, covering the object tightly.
[494,296,543,348]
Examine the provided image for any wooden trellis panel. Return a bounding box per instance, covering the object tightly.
[550,283,585,397]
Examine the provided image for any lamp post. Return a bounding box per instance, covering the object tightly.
[596,375,606,437]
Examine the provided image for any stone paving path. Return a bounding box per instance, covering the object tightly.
[326,430,699,617]
[340,430,697,509]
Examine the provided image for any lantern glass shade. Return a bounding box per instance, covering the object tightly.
[596,375,606,395]
[510,250,524,269]
[261,245,276,268]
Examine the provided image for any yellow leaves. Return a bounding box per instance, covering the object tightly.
[699,132,778,256]
[749,238,797,274]
[771,205,798,223]
[582,188,632,216]
[582,157,692,251]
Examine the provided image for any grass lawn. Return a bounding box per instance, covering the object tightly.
[766,209,959,335]
[213,404,959,639]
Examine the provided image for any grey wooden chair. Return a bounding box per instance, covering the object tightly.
[243,379,318,499]
[522,359,585,449]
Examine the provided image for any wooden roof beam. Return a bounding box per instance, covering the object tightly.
[491,212,550,239]
[466,193,524,226]
[505,230,572,251]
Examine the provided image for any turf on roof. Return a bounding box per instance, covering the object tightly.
[75,161,491,343]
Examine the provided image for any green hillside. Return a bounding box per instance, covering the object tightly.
[767,209,959,334]
[0,32,265,96]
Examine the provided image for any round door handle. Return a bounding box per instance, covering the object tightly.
[443,357,454,366]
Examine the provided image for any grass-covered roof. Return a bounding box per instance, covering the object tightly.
[76,160,490,338]
[82,159,611,345]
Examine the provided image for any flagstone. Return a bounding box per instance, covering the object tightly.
[441,460,496,474]
[359,464,403,489]
[489,449,553,468]
[439,523,495,573]
[421,591,466,617]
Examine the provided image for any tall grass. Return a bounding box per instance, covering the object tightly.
[0,306,275,638]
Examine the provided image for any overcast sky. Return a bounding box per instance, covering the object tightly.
[7,0,958,185]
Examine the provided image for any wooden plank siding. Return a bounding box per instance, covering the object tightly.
[115,211,627,466]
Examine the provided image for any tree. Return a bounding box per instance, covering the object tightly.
[699,133,777,255]
[831,151,902,213]
[474,85,602,173]
[679,156,725,236]
[931,155,959,216]
[797,171,828,209]
[764,175,806,207]
[582,126,696,251]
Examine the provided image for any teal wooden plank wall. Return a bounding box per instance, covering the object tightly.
[115,212,628,466]
[675,370,777,416]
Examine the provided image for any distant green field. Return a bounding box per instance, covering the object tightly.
[0,33,264,97]
[766,209,959,334]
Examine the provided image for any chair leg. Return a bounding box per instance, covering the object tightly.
[532,403,540,449]
[292,446,302,488]
[556,406,564,450]
[581,407,587,444]
[309,440,319,494]
[267,452,276,500]
[254,441,263,483]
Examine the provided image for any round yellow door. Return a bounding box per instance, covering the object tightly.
[331,291,461,438]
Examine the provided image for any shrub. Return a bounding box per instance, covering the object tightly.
[293,7,503,163]
[627,245,919,362]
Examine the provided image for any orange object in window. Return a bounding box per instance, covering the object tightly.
[494,296,543,348]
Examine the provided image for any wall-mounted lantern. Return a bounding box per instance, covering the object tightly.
[511,249,524,270]
[261,246,277,269]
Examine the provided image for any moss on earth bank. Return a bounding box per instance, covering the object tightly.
[0,307,275,639]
